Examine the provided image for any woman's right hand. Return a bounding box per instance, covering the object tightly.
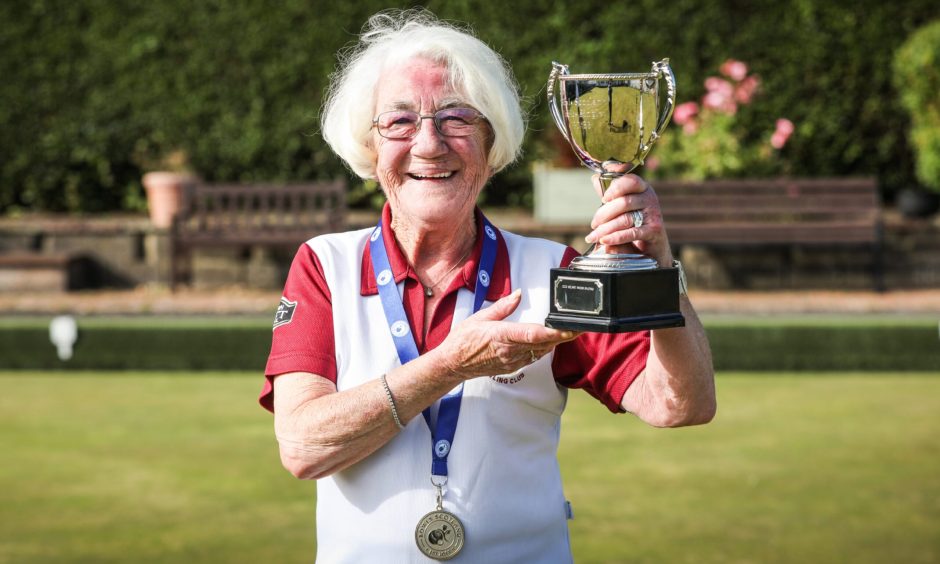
[433,289,580,380]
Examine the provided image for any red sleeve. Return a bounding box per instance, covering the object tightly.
[551,246,651,413]
[258,243,336,413]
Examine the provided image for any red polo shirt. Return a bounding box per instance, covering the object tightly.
[260,205,650,413]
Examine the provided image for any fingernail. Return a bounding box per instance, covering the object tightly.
[585,232,596,243]
[560,331,574,339]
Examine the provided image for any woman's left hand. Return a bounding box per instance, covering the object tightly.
[585,173,673,267]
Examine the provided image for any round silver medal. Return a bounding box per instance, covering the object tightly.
[415,509,465,560]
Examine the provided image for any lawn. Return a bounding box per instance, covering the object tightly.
[1,372,938,563]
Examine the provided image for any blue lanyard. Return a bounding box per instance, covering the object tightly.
[369,216,498,479]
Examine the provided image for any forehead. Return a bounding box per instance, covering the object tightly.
[374,57,464,111]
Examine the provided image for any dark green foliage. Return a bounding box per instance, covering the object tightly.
[1,317,937,371]
[894,19,940,193]
[2,1,937,212]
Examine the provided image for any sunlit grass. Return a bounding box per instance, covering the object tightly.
[0,373,315,564]
[560,373,940,563]
[1,372,937,563]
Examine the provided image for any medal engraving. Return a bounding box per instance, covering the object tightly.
[415,510,465,560]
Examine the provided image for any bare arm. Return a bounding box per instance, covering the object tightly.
[273,289,578,479]
[620,297,716,427]
[586,173,717,427]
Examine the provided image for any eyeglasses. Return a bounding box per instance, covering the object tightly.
[372,108,488,139]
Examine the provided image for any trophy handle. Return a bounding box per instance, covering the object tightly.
[547,62,573,149]
[651,59,676,142]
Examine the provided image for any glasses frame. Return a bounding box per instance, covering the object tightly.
[372,108,488,140]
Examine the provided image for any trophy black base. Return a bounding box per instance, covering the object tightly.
[545,266,685,333]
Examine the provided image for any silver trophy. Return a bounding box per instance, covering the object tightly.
[545,60,685,332]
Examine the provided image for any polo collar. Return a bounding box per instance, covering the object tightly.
[360,202,511,301]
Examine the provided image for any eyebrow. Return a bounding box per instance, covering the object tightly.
[384,97,468,112]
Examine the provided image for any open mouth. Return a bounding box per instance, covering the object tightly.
[407,171,455,180]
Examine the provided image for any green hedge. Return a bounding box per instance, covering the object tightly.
[1,316,937,372]
[705,317,940,372]
[2,2,937,212]
[0,318,272,371]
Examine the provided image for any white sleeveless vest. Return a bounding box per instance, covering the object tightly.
[309,227,573,563]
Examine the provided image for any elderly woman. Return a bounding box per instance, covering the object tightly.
[259,10,715,563]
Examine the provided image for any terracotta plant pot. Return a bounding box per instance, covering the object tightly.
[142,172,195,228]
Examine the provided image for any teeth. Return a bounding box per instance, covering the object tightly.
[411,172,453,179]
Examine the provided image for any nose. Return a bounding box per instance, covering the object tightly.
[410,116,448,158]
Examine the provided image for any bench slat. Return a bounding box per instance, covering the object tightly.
[667,222,879,244]
[171,180,347,288]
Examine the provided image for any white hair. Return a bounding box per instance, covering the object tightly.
[321,9,526,180]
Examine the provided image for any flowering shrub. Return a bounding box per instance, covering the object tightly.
[646,59,794,180]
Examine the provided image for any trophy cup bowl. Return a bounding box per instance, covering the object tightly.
[545,60,685,332]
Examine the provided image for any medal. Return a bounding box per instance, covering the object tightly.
[415,483,465,560]
[371,215,498,560]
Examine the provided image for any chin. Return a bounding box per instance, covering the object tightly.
[407,197,473,224]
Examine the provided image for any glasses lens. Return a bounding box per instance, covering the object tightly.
[374,108,484,139]
[435,108,481,137]
[376,111,419,139]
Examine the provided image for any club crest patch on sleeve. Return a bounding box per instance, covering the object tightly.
[273,297,298,330]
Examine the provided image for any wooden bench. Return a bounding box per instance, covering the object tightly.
[509,177,884,290]
[0,252,91,292]
[653,177,884,290]
[170,180,346,289]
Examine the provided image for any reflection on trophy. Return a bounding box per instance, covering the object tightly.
[545,60,686,332]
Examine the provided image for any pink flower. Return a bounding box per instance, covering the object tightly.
[683,121,699,135]
[775,118,795,136]
[705,77,734,97]
[703,77,737,114]
[720,59,749,81]
[734,75,760,104]
[703,90,737,115]
[770,118,794,149]
[644,156,660,171]
[673,101,699,125]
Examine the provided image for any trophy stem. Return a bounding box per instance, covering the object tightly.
[593,172,621,256]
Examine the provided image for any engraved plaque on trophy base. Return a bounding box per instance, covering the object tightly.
[546,267,684,333]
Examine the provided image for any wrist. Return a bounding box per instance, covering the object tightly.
[423,346,469,384]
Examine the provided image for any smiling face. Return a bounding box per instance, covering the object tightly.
[372,57,493,230]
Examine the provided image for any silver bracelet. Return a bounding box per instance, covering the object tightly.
[380,374,405,430]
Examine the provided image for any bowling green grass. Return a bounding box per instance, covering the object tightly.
[0,372,937,563]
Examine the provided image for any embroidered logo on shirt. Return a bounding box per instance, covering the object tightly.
[491,371,526,385]
[273,297,297,330]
